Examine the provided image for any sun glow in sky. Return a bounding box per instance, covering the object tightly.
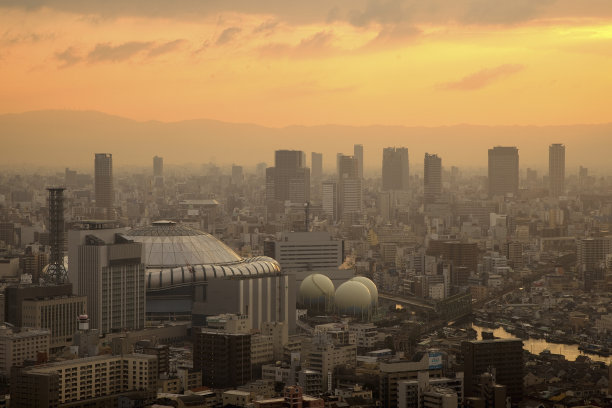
[1,1,612,126]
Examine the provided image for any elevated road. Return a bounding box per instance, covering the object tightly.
[379,292,436,311]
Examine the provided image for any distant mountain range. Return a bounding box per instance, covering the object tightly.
[1,110,611,172]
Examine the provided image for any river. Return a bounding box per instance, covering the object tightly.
[472,324,612,364]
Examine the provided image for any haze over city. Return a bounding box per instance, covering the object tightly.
[2,2,612,407]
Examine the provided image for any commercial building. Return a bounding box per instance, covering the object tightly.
[354,144,364,179]
[266,150,310,205]
[193,328,252,389]
[10,353,158,406]
[94,153,114,219]
[382,147,409,191]
[0,326,50,375]
[68,220,146,333]
[424,153,442,206]
[337,154,362,222]
[549,143,565,197]
[264,232,343,272]
[153,155,163,177]
[321,181,338,222]
[488,147,519,197]
[462,338,524,403]
[311,152,323,180]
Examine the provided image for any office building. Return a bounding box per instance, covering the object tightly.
[337,154,362,222]
[267,150,310,205]
[94,153,114,219]
[398,372,463,408]
[322,181,338,222]
[193,328,251,389]
[462,338,524,403]
[11,353,158,406]
[311,152,323,180]
[354,144,364,179]
[68,220,146,333]
[232,164,244,185]
[424,153,442,206]
[577,236,612,276]
[0,326,50,375]
[382,147,409,191]
[549,143,565,197]
[488,147,519,197]
[153,155,163,177]
[264,232,343,272]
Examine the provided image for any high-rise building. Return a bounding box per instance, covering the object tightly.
[382,147,409,191]
[337,155,362,222]
[424,153,442,206]
[68,221,145,333]
[322,181,338,222]
[354,144,364,179]
[488,147,519,197]
[549,143,565,197]
[153,155,163,177]
[232,164,244,185]
[311,152,323,180]
[193,328,251,389]
[267,150,310,205]
[462,338,524,403]
[577,237,612,276]
[94,153,114,218]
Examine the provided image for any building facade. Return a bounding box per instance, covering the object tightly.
[488,146,519,197]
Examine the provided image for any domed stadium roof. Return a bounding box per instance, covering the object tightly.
[123,221,281,290]
[125,220,242,267]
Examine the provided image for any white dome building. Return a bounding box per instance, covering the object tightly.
[298,274,335,312]
[350,276,378,310]
[335,280,373,319]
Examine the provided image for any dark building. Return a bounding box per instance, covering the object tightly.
[5,284,73,327]
[266,150,310,205]
[94,153,114,219]
[193,329,251,389]
[488,147,519,197]
[549,143,565,197]
[424,153,442,206]
[462,338,524,403]
[382,147,409,191]
[311,152,323,180]
[10,366,60,408]
[153,155,163,177]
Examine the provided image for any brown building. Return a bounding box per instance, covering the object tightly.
[193,328,251,389]
[462,339,524,404]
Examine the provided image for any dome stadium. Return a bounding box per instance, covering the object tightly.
[123,221,294,329]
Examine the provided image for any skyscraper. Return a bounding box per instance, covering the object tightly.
[488,146,519,197]
[322,180,338,222]
[94,153,113,219]
[153,155,163,177]
[424,153,442,206]
[549,143,565,197]
[266,150,310,204]
[68,220,146,333]
[382,147,409,191]
[337,155,362,222]
[354,144,364,179]
[311,152,323,180]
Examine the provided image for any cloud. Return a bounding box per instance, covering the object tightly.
[259,30,336,58]
[216,27,241,46]
[348,0,408,27]
[87,41,152,62]
[147,39,187,57]
[440,64,525,90]
[462,0,555,24]
[55,46,81,67]
[253,20,279,35]
[1,30,54,45]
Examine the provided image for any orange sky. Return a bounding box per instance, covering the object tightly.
[1,1,612,127]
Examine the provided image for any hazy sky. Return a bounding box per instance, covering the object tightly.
[1,1,612,127]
